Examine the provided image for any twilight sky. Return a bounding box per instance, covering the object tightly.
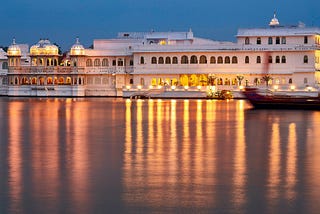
[1,0,319,51]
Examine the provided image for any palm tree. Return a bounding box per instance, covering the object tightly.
[262,75,273,87]
[236,75,244,86]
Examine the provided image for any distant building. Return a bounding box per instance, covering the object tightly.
[2,14,320,97]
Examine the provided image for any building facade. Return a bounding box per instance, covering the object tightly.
[2,15,320,97]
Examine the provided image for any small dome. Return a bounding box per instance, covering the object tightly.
[269,12,280,27]
[7,38,21,56]
[30,39,59,56]
[70,37,85,56]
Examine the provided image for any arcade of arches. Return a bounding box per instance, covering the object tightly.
[149,74,294,87]
[9,76,85,86]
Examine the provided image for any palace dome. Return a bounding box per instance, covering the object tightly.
[70,37,85,56]
[7,38,21,56]
[30,39,59,56]
[269,13,280,27]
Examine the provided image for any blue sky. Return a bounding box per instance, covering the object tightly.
[1,0,319,51]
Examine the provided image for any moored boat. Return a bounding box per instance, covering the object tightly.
[242,87,320,110]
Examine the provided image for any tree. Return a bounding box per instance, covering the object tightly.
[236,75,244,86]
[262,75,273,87]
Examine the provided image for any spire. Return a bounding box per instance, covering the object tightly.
[269,11,280,27]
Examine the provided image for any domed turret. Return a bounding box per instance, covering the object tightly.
[70,37,85,56]
[30,39,59,56]
[7,38,21,56]
[269,12,280,27]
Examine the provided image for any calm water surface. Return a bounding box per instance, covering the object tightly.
[0,97,320,214]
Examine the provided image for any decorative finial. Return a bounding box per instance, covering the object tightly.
[12,38,16,45]
[76,37,80,44]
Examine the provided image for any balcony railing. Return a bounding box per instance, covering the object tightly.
[8,66,134,75]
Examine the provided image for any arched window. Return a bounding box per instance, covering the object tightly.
[257,37,261,45]
[225,56,230,64]
[165,57,171,64]
[151,57,157,64]
[232,56,238,64]
[245,37,250,45]
[217,56,223,64]
[2,62,8,69]
[190,55,198,64]
[281,37,286,44]
[304,55,308,63]
[158,57,164,64]
[210,56,216,64]
[281,56,286,63]
[256,56,261,64]
[94,59,100,66]
[86,59,93,67]
[102,58,109,66]
[199,55,207,64]
[172,57,178,64]
[276,37,280,44]
[140,56,144,64]
[268,37,273,45]
[268,56,273,63]
[245,56,249,64]
[181,55,188,64]
[289,78,293,84]
[275,56,280,63]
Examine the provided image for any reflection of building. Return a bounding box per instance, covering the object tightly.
[2,13,320,97]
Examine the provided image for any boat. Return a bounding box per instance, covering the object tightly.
[242,87,320,110]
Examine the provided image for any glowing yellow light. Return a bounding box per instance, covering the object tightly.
[149,85,153,89]
[239,85,244,90]
[307,86,312,91]
[290,85,295,91]
[273,85,279,91]
[184,86,189,90]
[157,85,162,89]
[197,86,202,90]
[126,85,131,90]
[137,85,142,90]
[171,86,176,90]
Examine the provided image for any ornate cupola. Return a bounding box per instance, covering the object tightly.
[7,38,21,66]
[30,39,59,66]
[70,37,85,56]
[69,37,86,67]
[269,12,280,27]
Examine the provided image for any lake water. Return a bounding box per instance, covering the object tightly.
[0,97,320,214]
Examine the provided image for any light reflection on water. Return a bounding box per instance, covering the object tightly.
[1,98,320,213]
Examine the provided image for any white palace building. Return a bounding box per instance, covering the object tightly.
[0,14,320,98]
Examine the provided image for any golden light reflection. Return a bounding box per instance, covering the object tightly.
[125,99,132,154]
[136,100,143,154]
[286,123,297,200]
[8,102,23,211]
[232,100,247,208]
[267,120,281,208]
